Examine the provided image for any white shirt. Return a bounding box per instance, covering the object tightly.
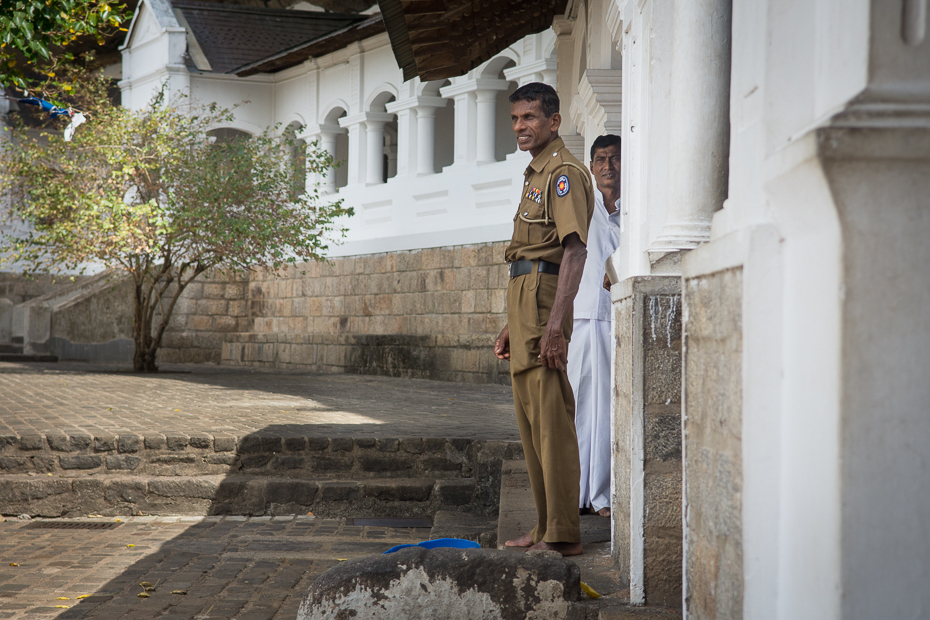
[574,187,621,321]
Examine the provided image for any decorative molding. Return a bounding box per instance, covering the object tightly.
[571,69,623,137]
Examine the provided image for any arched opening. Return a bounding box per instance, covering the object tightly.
[480,56,518,162]
[207,127,251,144]
[368,91,397,185]
[323,107,349,190]
[423,79,454,173]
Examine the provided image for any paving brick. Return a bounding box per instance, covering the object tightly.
[94,433,118,452]
[306,437,330,452]
[357,455,413,472]
[19,433,43,451]
[144,434,167,450]
[105,455,141,471]
[213,434,236,452]
[60,455,103,470]
[117,434,142,453]
[165,434,189,451]
[364,479,433,501]
[69,433,93,452]
[376,438,400,452]
[319,481,360,501]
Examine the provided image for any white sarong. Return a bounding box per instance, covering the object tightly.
[568,317,612,510]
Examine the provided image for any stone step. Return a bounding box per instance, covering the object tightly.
[0,432,521,482]
[0,352,57,362]
[0,343,23,353]
[0,474,489,519]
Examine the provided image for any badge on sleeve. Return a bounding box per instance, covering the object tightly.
[556,174,570,197]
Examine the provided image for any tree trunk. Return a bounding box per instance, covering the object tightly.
[132,281,158,372]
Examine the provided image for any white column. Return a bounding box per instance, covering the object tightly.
[307,123,342,194]
[440,79,507,167]
[365,119,387,185]
[386,96,446,177]
[391,107,417,177]
[651,0,731,250]
[416,107,437,174]
[339,118,366,188]
[475,89,500,163]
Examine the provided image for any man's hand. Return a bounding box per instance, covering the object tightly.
[539,232,587,372]
[494,324,511,360]
[539,327,568,371]
[603,273,612,291]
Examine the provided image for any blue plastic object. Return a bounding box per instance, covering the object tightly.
[383,538,481,554]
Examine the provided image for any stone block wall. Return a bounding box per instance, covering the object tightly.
[159,242,511,384]
[157,269,251,365]
[682,267,743,620]
[0,273,93,305]
[612,275,683,608]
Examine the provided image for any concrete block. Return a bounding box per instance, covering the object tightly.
[144,433,167,450]
[188,433,213,449]
[94,433,118,452]
[19,434,43,451]
[308,456,354,472]
[354,438,376,449]
[213,435,236,452]
[118,433,143,453]
[241,454,273,469]
[237,435,263,453]
[260,435,284,453]
[104,479,147,503]
[306,437,330,452]
[319,481,361,501]
[400,438,424,454]
[205,454,239,466]
[324,438,352,453]
[60,455,103,469]
[364,479,434,501]
[436,478,477,506]
[265,480,318,505]
[271,455,306,470]
[68,433,93,452]
[376,438,400,452]
[148,477,219,499]
[284,436,307,452]
[357,455,414,472]
[106,455,142,470]
[165,434,189,451]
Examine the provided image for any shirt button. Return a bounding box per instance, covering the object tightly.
[552,152,557,156]
[524,212,529,216]
[524,181,529,186]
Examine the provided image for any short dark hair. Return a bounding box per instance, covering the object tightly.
[509,82,560,118]
[590,134,622,160]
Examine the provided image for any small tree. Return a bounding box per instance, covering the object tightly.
[0,70,352,371]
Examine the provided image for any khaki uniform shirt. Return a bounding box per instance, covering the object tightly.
[505,136,594,264]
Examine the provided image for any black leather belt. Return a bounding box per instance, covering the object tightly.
[509,259,560,278]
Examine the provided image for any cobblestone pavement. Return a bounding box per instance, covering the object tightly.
[0,362,519,440]
[0,515,434,620]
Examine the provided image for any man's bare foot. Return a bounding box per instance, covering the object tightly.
[528,540,583,557]
[596,507,611,518]
[504,532,534,548]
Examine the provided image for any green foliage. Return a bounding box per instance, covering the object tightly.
[0,68,353,370]
[0,0,130,92]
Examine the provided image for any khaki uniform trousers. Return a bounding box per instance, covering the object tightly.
[507,269,582,544]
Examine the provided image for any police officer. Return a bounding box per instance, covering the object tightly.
[494,82,594,557]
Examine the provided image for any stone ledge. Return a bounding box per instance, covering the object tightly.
[0,474,488,519]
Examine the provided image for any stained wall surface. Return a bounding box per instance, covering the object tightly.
[682,267,743,620]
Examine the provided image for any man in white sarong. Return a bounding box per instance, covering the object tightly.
[568,135,621,517]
